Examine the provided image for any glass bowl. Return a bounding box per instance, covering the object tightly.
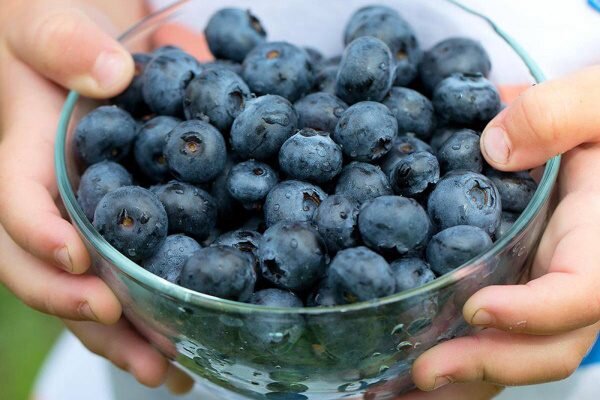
[55,1,560,398]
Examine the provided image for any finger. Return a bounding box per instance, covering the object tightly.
[65,318,170,388]
[480,66,600,171]
[396,382,503,400]
[165,365,195,395]
[0,224,120,323]
[6,2,133,98]
[412,324,599,390]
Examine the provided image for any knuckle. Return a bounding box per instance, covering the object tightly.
[514,90,560,144]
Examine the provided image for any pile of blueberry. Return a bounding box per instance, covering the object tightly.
[76,5,537,308]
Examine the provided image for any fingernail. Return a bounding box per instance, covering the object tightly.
[92,50,130,90]
[55,246,73,272]
[471,309,495,326]
[431,376,453,390]
[482,126,510,165]
[79,301,99,322]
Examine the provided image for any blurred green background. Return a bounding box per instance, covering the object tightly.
[0,285,62,400]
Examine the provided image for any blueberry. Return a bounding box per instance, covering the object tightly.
[133,116,181,182]
[180,245,256,301]
[164,120,227,183]
[426,225,492,275]
[486,170,537,213]
[214,230,262,261]
[153,45,184,56]
[242,42,314,102]
[333,101,398,161]
[263,180,327,227]
[313,65,338,95]
[141,49,202,116]
[419,37,492,93]
[294,92,348,133]
[112,53,152,116]
[383,87,435,140]
[437,129,482,173]
[344,5,421,87]
[335,37,393,104]
[304,47,324,70]
[210,157,246,228]
[312,195,360,254]
[93,186,168,261]
[432,73,501,127]
[379,134,433,177]
[141,234,202,283]
[321,55,342,68]
[74,106,137,165]
[77,161,133,221]
[151,181,217,241]
[334,162,392,205]
[328,246,395,303]
[202,60,243,75]
[390,151,440,198]
[359,196,432,254]
[430,127,461,153]
[427,171,502,236]
[183,69,251,132]
[226,160,278,208]
[279,129,343,183]
[306,279,338,307]
[204,8,267,63]
[390,258,436,292]
[498,211,518,237]
[230,95,298,160]
[258,221,328,292]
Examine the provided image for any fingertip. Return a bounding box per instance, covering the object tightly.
[84,277,122,325]
[411,352,439,391]
[131,352,170,388]
[166,366,194,395]
[79,48,135,98]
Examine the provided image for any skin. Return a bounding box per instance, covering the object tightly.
[0,1,599,398]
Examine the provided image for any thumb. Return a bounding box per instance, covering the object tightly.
[481,66,600,171]
[6,5,134,98]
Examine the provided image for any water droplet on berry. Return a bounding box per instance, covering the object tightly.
[274,204,280,211]
[451,144,461,150]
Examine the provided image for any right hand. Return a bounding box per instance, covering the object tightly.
[0,0,192,393]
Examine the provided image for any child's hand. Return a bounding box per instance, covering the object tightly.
[398,66,600,399]
[0,0,192,393]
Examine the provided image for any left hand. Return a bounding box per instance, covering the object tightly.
[397,67,600,399]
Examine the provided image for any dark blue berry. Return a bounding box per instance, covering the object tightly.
[294,92,348,133]
[230,95,298,160]
[383,87,435,140]
[419,37,492,93]
[432,73,501,127]
[201,60,243,75]
[210,157,246,228]
[151,181,217,241]
[430,127,461,153]
[379,134,433,177]
[328,246,395,303]
[183,69,251,132]
[226,160,278,208]
[335,37,393,104]
[390,258,436,292]
[304,47,324,69]
[258,221,328,292]
[75,106,137,165]
[180,245,256,301]
[313,65,338,95]
[334,162,392,205]
[427,171,502,236]
[437,129,482,173]
[112,53,152,117]
[390,151,440,197]
[333,101,398,161]
[498,211,518,237]
[93,186,168,261]
[214,230,262,261]
[486,170,537,213]
[279,129,343,183]
[141,234,202,283]
[77,161,133,221]
[312,195,360,254]
[204,8,266,63]
[359,196,432,254]
[426,225,492,275]
[133,116,181,182]
[141,49,202,116]
[164,120,227,183]
[242,42,314,102]
[306,279,338,307]
[263,180,327,227]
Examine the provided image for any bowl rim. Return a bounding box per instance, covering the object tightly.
[55,0,560,315]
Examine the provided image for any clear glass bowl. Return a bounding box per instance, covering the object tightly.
[55,1,560,398]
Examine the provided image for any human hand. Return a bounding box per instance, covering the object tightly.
[0,0,193,393]
[395,66,600,399]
